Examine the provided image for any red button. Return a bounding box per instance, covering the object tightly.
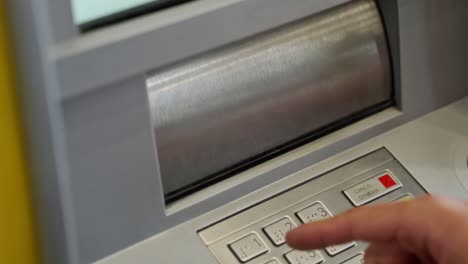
[378,174,396,188]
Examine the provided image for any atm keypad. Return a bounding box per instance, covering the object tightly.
[229,233,268,262]
[200,149,427,264]
[227,202,358,263]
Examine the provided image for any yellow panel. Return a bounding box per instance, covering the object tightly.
[0,4,40,264]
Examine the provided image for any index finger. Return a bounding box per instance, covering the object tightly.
[285,196,459,252]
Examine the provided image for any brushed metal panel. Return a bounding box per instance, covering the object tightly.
[199,148,427,264]
[198,148,393,245]
[147,0,392,197]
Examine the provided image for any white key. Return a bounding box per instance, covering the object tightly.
[284,250,324,264]
[325,241,356,256]
[343,172,402,206]
[229,233,268,262]
[296,202,331,223]
[263,217,296,246]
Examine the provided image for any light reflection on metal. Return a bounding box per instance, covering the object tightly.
[146,0,392,199]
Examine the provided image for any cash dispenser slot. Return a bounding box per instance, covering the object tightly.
[146,0,393,203]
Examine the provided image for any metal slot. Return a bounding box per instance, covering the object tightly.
[146,0,393,202]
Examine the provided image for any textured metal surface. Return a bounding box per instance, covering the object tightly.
[197,148,393,245]
[147,0,392,198]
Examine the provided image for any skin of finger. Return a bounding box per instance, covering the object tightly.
[364,242,419,264]
[286,195,453,248]
[285,202,413,249]
[395,195,468,264]
[285,195,468,263]
[418,196,468,263]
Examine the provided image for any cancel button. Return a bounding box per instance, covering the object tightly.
[343,172,402,206]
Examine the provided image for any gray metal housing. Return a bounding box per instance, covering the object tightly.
[7,0,468,263]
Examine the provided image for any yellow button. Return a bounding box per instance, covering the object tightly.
[395,194,414,202]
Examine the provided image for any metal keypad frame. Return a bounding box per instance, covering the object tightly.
[198,148,427,263]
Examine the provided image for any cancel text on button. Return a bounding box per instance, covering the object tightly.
[343,172,402,206]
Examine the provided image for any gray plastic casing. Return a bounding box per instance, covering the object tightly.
[6,0,468,263]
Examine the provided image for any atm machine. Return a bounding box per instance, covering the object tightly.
[7,0,468,263]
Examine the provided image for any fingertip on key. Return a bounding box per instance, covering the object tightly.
[285,227,305,249]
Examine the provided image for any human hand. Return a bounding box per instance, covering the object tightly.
[286,195,468,263]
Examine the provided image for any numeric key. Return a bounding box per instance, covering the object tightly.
[296,202,331,223]
[263,217,296,246]
[229,233,268,263]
